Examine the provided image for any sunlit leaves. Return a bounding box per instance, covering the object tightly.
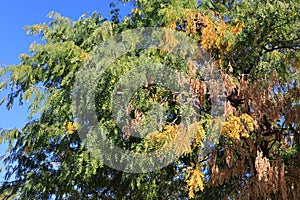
[184,163,205,198]
[66,122,78,135]
[200,16,244,56]
[221,114,257,140]
[0,0,300,199]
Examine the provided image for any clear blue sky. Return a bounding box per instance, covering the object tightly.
[0,0,132,181]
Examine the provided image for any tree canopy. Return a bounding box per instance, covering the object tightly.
[0,0,300,199]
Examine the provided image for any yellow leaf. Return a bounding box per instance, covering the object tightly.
[66,122,78,135]
[80,51,89,61]
[185,163,205,199]
[164,125,175,132]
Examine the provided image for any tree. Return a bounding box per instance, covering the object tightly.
[0,0,299,199]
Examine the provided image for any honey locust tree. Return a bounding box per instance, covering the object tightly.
[1,0,300,199]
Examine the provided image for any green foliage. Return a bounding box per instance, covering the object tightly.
[0,0,300,199]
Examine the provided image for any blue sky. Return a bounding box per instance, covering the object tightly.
[0,0,132,181]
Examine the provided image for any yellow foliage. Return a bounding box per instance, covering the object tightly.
[184,163,205,198]
[146,125,177,148]
[31,24,44,32]
[130,8,141,15]
[196,124,205,145]
[221,115,244,140]
[66,122,78,135]
[80,51,89,61]
[161,5,246,64]
[163,9,241,58]
[200,16,244,54]
[230,21,245,34]
[145,125,194,156]
[241,113,258,132]
[221,114,257,140]
[164,9,244,56]
[188,122,206,147]
[164,125,175,132]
